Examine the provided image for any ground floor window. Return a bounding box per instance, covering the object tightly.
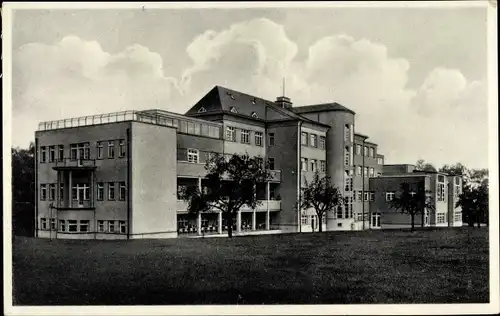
[119,221,127,234]
[108,221,116,233]
[437,213,446,224]
[59,220,65,232]
[357,213,363,221]
[454,213,462,222]
[68,220,78,232]
[301,215,308,225]
[51,218,56,230]
[79,220,90,232]
[371,212,381,228]
[98,220,105,232]
[41,218,47,230]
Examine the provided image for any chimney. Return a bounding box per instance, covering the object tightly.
[276,96,293,110]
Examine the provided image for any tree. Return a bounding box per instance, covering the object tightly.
[180,153,272,238]
[389,182,434,231]
[300,171,343,232]
[440,163,489,227]
[415,159,437,172]
[12,142,36,236]
[456,179,489,228]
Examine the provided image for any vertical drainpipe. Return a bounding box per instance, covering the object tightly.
[126,127,132,240]
[297,121,303,233]
[34,138,39,238]
[362,139,366,230]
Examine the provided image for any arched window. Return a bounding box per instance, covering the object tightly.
[251,112,258,118]
[230,107,238,113]
[198,107,207,113]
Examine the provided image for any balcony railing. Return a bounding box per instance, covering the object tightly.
[56,200,94,210]
[53,158,97,169]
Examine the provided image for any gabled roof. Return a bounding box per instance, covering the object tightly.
[291,103,355,115]
[184,86,329,128]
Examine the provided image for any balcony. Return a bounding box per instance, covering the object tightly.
[56,200,95,210]
[269,170,281,182]
[53,159,97,170]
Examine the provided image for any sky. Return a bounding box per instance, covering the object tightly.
[9,3,491,169]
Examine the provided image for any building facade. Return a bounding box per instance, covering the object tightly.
[34,86,462,239]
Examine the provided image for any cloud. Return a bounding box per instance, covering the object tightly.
[12,36,182,147]
[12,18,488,169]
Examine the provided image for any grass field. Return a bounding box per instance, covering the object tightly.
[11,227,489,305]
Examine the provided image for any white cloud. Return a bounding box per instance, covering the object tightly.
[12,36,182,147]
[12,18,488,169]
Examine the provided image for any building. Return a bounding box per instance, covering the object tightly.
[34,86,462,239]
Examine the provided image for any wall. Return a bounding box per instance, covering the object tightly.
[35,122,131,239]
[130,122,178,238]
[369,175,429,228]
[267,121,300,232]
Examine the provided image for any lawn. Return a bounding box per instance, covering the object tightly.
[11,227,489,305]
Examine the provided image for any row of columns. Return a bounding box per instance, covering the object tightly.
[192,177,271,235]
[194,210,270,235]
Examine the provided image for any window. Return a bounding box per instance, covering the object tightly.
[268,133,275,146]
[49,184,56,201]
[301,132,308,146]
[108,183,116,200]
[51,218,56,230]
[437,213,446,224]
[370,192,375,202]
[256,158,264,168]
[369,168,374,177]
[198,107,207,113]
[337,206,343,219]
[40,184,47,200]
[301,215,308,225]
[40,146,47,163]
[97,142,103,159]
[357,213,363,221]
[357,191,362,201]
[70,142,90,160]
[454,213,462,222]
[344,172,352,191]
[226,126,235,141]
[319,136,326,150]
[97,220,105,232]
[320,160,326,172]
[310,159,317,172]
[377,157,384,165]
[72,183,90,203]
[230,107,238,113]
[108,141,115,158]
[386,192,395,201]
[59,183,64,201]
[369,147,375,157]
[310,134,317,148]
[364,191,370,201]
[79,220,89,232]
[344,147,350,166]
[41,218,47,230]
[58,145,64,161]
[356,166,362,176]
[187,149,199,163]
[410,191,416,197]
[344,124,350,141]
[255,132,263,146]
[119,139,125,157]
[68,220,78,232]
[364,167,369,177]
[108,221,115,233]
[455,177,461,185]
[97,183,104,201]
[364,146,369,156]
[356,144,362,155]
[241,130,250,144]
[119,182,126,201]
[251,112,258,119]
[268,158,275,170]
[59,220,65,232]
[301,158,308,171]
[437,176,446,201]
[49,146,56,162]
[120,221,127,234]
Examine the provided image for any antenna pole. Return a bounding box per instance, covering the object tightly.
[282,77,286,96]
